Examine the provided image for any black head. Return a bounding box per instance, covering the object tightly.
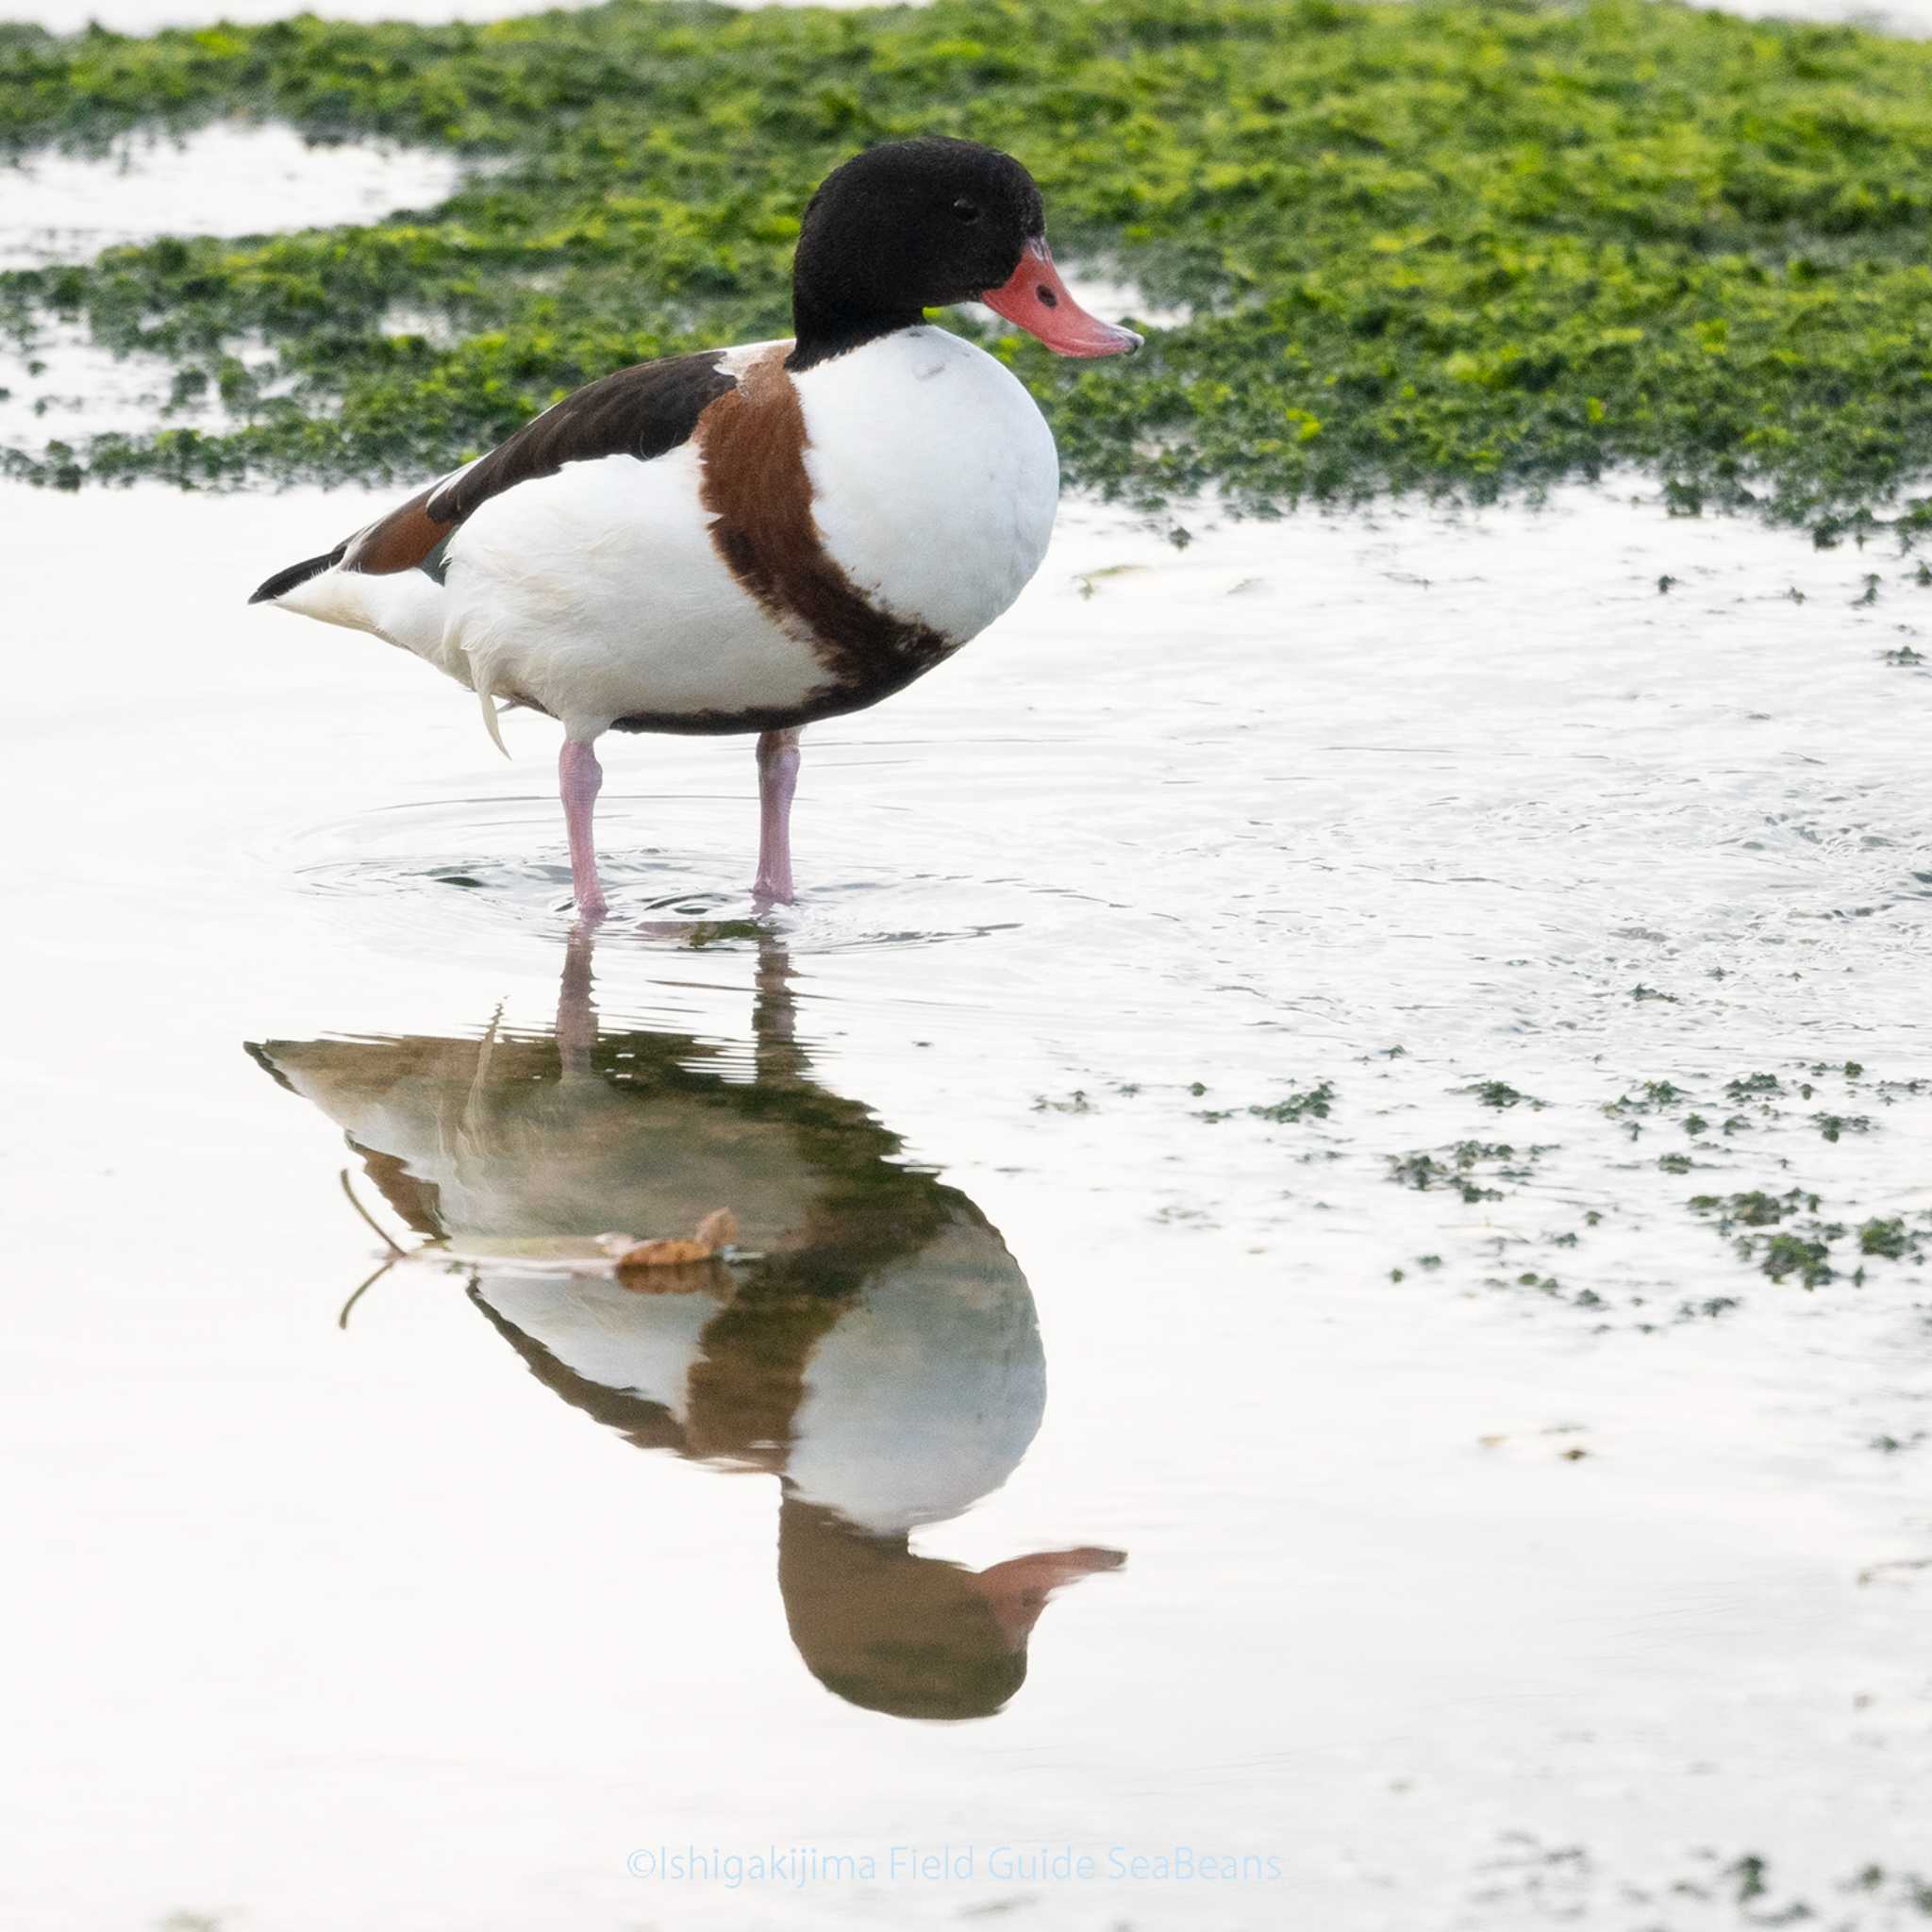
[789,138,1139,369]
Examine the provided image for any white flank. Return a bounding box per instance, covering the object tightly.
[444,444,825,741]
[795,324,1060,645]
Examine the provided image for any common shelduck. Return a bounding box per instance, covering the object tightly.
[250,138,1141,915]
[250,926,1124,1718]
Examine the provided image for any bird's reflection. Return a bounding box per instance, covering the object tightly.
[249,927,1120,1721]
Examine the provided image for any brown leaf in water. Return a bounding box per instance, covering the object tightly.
[601,1208,740,1275]
[613,1238,715,1268]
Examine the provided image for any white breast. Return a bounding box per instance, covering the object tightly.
[785,1215,1045,1536]
[794,326,1060,645]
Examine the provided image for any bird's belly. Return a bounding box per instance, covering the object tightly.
[444,446,834,737]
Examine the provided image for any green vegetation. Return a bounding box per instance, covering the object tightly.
[6,0,1932,520]
[1688,1188,1841,1284]
[1248,1082,1335,1123]
[1688,1188,1932,1286]
[1690,1186,1812,1227]
[1388,1137,1545,1201]
[1859,1214,1920,1259]
[1197,1078,1335,1123]
[1469,1078,1542,1110]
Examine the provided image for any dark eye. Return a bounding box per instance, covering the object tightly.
[952,198,981,224]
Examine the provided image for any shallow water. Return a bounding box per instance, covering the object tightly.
[3,473,1929,1930]
[0,125,471,271]
[0,125,471,460]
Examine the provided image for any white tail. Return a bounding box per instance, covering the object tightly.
[268,563,448,662]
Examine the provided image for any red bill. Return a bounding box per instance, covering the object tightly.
[981,240,1143,358]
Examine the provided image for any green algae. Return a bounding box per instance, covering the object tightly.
[1859,1215,1921,1260]
[1387,1137,1547,1202]
[7,0,1932,522]
[1468,1078,1543,1110]
[1690,1189,1931,1287]
[1688,1188,1842,1286]
[1197,1079,1335,1124]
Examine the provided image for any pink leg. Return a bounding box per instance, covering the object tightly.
[558,738,608,921]
[754,728,801,905]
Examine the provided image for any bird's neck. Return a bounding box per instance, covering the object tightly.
[787,289,924,373]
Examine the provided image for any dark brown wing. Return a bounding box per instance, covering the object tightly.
[249,348,739,605]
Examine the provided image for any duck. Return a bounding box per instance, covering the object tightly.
[249,924,1124,1720]
[249,137,1141,915]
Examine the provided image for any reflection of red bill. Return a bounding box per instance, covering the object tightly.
[973,1545,1128,1645]
[981,240,1143,358]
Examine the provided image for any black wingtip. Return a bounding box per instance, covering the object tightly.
[249,545,344,606]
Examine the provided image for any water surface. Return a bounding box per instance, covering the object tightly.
[3,478,1929,1929]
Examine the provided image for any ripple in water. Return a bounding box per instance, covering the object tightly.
[287,791,1033,964]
